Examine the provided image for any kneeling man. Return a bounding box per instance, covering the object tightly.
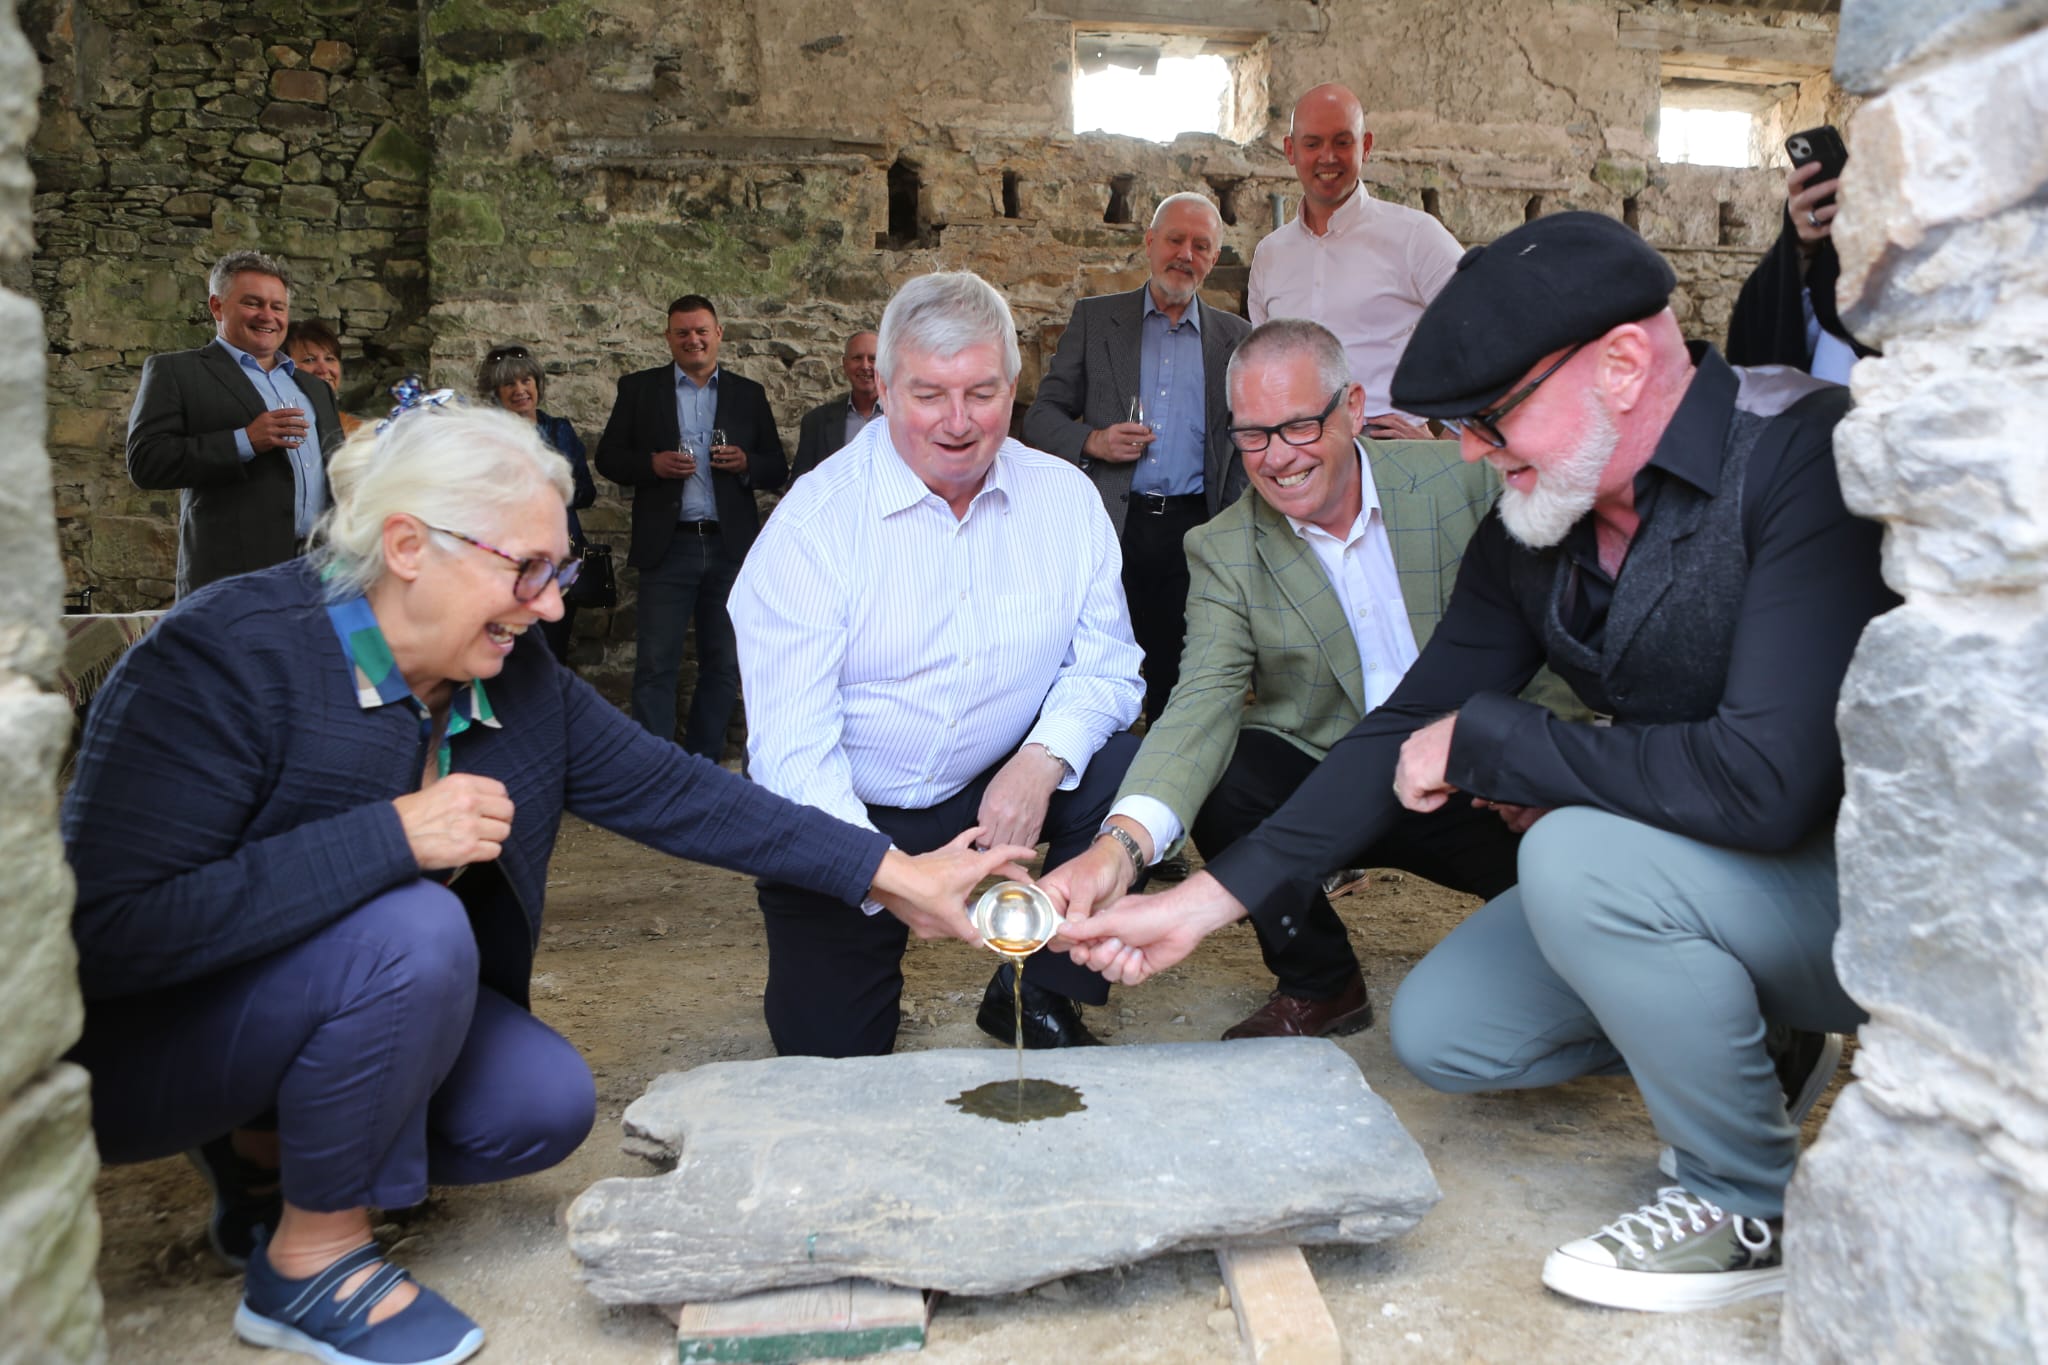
[1063,213,1896,1312]
[732,270,1144,1058]
[1041,318,1518,1040]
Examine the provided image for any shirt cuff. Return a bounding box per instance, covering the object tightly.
[235,428,255,462]
[1108,795,1181,864]
[1023,725,1087,791]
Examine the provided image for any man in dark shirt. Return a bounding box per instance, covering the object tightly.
[790,330,882,483]
[1059,212,1896,1314]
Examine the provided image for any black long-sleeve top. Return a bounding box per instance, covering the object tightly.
[1205,346,1899,930]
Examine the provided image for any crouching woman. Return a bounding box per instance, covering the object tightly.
[61,401,1022,1365]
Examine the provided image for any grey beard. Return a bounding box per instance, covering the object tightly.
[1497,396,1617,550]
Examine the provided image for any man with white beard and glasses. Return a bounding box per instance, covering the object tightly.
[1056,212,1897,1314]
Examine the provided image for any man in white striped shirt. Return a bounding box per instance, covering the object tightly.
[730,271,1146,1058]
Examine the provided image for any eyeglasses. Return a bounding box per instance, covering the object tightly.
[1441,343,1585,449]
[426,524,581,602]
[484,345,532,363]
[1226,386,1347,454]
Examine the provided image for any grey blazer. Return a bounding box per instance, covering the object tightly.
[126,338,343,598]
[1023,286,1253,536]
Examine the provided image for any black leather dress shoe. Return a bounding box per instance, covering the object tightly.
[975,965,1101,1048]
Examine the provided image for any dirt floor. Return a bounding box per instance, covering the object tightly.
[94,814,1841,1364]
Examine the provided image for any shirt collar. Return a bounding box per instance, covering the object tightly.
[1141,285,1203,332]
[324,592,500,730]
[674,364,720,391]
[1285,440,1383,544]
[1640,341,1735,497]
[215,335,294,377]
[868,419,1011,520]
[1298,181,1371,239]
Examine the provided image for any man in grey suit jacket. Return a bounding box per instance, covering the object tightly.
[1024,193,1253,724]
[790,330,882,483]
[127,250,344,598]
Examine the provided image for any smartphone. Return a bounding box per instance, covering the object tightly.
[1785,126,1848,209]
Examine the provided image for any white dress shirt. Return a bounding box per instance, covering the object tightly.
[1113,442,1417,859]
[731,418,1144,841]
[1247,186,1464,418]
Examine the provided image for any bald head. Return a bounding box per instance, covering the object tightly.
[1284,84,1373,227]
[1289,83,1366,139]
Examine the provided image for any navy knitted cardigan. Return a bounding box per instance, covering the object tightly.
[63,561,890,1003]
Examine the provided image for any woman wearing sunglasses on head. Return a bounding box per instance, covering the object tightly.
[476,341,596,664]
[60,400,1030,1365]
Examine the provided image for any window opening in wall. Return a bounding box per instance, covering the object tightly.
[1104,175,1135,226]
[1002,171,1022,219]
[1524,194,1545,222]
[1073,41,1231,142]
[1420,187,1442,223]
[880,156,936,250]
[1659,105,1755,167]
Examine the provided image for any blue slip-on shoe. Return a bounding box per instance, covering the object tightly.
[235,1232,484,1365]
[183,1135,283,1269]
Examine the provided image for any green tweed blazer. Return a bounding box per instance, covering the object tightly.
[1118,438,1497,842]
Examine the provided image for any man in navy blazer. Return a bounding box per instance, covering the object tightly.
[596,294,788,756]
[126,249,345,598]
[790,329,883,483]
[1023,193,1253,724]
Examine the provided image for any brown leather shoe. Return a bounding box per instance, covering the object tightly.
[1221,973,1372,1040]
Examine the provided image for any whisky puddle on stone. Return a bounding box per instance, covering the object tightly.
[944,949,1087,1123]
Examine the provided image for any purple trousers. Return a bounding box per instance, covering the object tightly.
[70,881,595,1213]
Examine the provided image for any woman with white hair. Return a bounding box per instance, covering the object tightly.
[61,401,1028,1365]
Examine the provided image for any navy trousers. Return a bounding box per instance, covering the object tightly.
[70,881,595,1213]
[758,731,1142,1058]
[629,531,742,758]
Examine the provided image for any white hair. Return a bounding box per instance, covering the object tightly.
[1150,192,1222,233]
[310,403,572,599]
[876,271,1020,385]
[1497,386,1617,550]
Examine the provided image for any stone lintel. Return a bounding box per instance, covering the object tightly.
[1617,8,1835,76]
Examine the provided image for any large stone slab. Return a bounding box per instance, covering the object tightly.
[568,1039,1438,1305]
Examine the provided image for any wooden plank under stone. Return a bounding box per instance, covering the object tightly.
[1215,1245,1342,1365]
[672,1278,930,1363]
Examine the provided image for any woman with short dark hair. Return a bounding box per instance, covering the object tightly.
[478,341,596,663]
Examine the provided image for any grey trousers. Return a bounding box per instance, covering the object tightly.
[1388,807,1865,1218]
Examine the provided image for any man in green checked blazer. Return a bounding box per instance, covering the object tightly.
[1041,318,1524,1039]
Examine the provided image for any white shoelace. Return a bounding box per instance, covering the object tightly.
[1598,1186,1775,1261]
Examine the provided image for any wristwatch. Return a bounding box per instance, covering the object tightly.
[1097,823,1146,890]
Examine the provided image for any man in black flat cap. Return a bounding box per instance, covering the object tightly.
[1058,211,1897,1314]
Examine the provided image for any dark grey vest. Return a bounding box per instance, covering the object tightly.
[1508,366,1835,723]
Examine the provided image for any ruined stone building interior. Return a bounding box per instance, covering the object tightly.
[2,0,2041,1361]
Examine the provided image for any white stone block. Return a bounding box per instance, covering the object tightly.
[0,1065,104,1365]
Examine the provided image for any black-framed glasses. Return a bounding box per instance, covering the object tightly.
[484,345,531,363]
[426,523,581,602]
[1226,386,1347,454]
[1441,342,1585,449]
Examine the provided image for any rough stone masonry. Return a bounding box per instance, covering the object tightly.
[0,0,105,1359]
[1781,3,2048,1362]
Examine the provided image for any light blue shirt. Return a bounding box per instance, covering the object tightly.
[220,338,327,538]
[1133,291,1207,497]
[674,365,720,522]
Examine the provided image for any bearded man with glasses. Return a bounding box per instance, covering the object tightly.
[1038,317,1517,1043]
[1061,213,1897,1314]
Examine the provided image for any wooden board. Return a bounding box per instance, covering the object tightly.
[1215,1245,1341,1365]
[673,1278,930,1364]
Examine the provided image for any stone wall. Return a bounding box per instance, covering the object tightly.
[26,0,1846,683]
[27,0,431,611]
[415,0,1843,688]
[0,0,104,1359]
[1781,3,2048,1361]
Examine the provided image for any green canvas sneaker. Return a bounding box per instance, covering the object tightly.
[1541,1186,1784,1312]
